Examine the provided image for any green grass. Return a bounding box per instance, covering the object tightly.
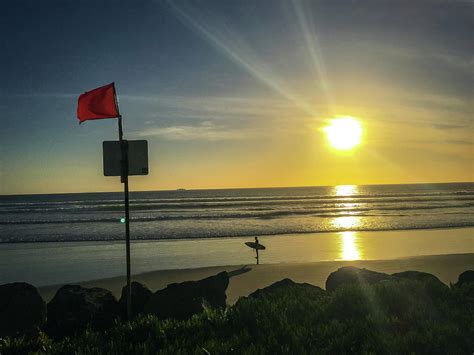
[1,280,473,354]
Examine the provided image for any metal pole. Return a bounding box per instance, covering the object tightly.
[118,116,132,320]
[123,167,131,319]
[118,115,124,141]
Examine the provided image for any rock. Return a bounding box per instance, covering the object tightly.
[326,268,449,293]
[455,270,474,287]
[392,271,446,287]
[454,270,474,300]
[0,282,46,337]
[392,270,449,299]
[247,278,325,299]
[47,285,119,338]
[145,271,229,320]
[119,281,152,318]
[326,266,393,291]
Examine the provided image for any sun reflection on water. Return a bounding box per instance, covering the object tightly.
[332,216,360,229]
[334,185,358,197]
[331,185,363,260]
[340,231,361,260]
[332,185,361,230]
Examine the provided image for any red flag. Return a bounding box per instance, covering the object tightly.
[77,83,119,124]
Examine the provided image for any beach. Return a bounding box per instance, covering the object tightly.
[38,252,474,304]
[2,227,473,287]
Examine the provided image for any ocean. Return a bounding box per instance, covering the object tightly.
[1,183,474,285]
[1,183,473,243]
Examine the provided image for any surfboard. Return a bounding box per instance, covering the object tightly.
[245,242,266,250]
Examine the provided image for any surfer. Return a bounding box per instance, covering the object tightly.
[254,237,260,264]
[245,237,265,265]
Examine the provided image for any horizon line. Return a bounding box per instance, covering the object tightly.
[1,180,473,198]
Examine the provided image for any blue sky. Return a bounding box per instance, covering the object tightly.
[1,0,473,194]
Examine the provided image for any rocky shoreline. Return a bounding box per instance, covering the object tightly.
[1,267,473,341]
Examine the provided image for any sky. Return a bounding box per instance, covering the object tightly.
[0,0,473,195]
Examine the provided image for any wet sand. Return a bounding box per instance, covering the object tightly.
[39,253,474,304]
[3,227,474,287]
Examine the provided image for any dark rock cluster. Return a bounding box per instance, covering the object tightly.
[246,278,325,299]
[455,270,474,287]
[325,266,450,292]
[1,268,472,339]
[0,282,46,337]
[118,281,153,318]
[145,271,229,320]
[325,266,394,291]
[0,271,229,339]
[47,285,120,338]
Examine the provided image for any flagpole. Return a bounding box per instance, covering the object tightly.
[118,115,124,141]
[118,115,132,320]
[79,83,133,320]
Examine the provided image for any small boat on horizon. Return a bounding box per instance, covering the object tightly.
[176,188,186,191]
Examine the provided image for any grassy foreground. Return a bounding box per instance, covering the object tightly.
[1,279,473,354]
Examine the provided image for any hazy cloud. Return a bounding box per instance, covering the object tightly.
[136,121,257,141]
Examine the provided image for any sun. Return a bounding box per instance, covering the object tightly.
[323,117,362,150]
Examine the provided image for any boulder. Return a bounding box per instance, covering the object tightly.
[145,271,229,320]
[247,278,325,300]
[0,282,46,337]
[119,281,152,318]
[326,266,393,291]
[455,270,474,287]
[392,271,446,287]
[47,285,119,338]
[392,270,449,300]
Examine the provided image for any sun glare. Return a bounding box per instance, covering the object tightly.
[324,117,362,150]
[340,232,361,260]
[335,185,358,197]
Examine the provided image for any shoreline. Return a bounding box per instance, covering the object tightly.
[38,253,474,304]
[2,225,474,245]
[2,227,473,287]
